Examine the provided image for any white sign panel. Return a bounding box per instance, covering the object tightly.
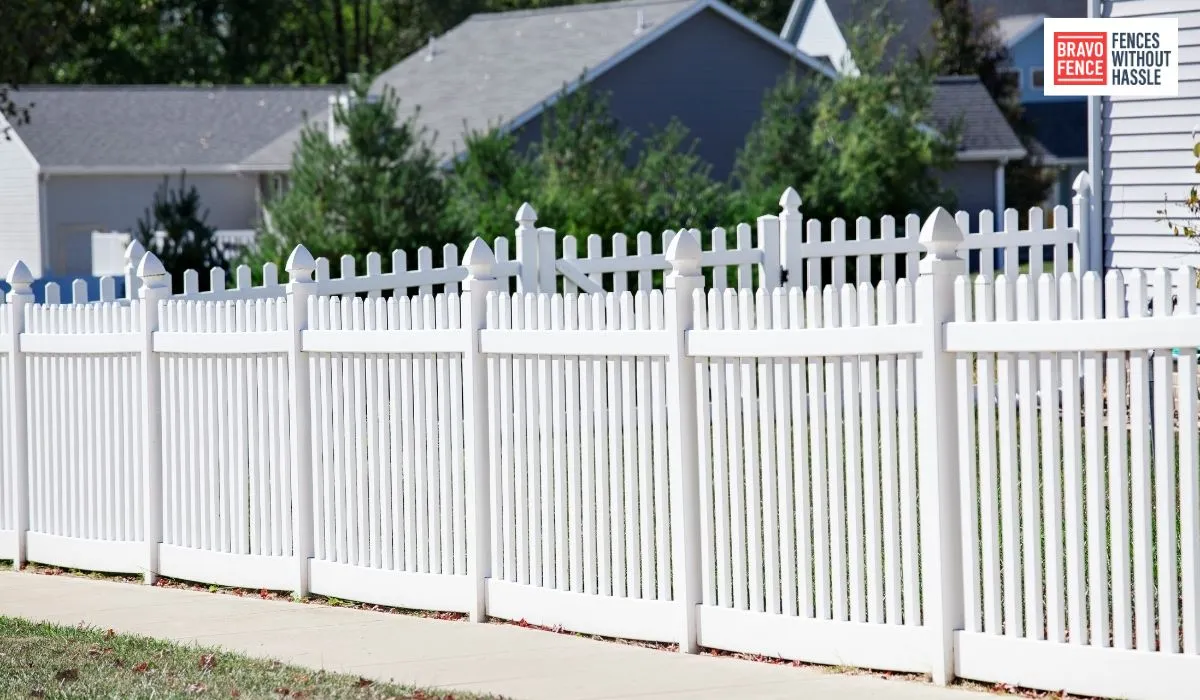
[1043,18,1179,97]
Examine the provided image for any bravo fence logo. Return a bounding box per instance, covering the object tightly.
[1043,18,1178,96]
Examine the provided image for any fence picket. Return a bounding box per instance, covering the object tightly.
[896,280,918,625]
[1151,269,1178,652]
[709,289,731,608]
[1178,268,1200,655]
[1016,276,1044,641]
[1127,271,1154,652]
[1037,275,1064,644]
[1060,275,1085,646]
[740,290,764,614]
[955,277,980,634]
[1104,270,1131,650]
[756,289,781,616]
[995,277,1021,637]
[807,286,830,619]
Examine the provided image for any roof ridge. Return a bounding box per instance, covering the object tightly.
[466,0,693,23]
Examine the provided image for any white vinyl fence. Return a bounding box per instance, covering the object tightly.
[62,176,1096,309]
[6,187,1199,699]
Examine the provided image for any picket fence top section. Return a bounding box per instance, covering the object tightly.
[2,177,1095,307]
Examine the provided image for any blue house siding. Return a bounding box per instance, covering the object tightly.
[515,8,812,181]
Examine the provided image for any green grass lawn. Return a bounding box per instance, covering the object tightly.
[0,616,502,700]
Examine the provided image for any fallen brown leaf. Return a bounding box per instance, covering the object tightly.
[132,662,149,674]
[54,669,79,682]
[199,653,217,671]
[355,677,373,688]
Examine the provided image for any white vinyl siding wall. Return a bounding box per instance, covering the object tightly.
[1102,0,1200,271]
[0,118,43,278]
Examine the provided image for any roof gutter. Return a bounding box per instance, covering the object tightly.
[42,164,250,176]
[956,147,1028,162]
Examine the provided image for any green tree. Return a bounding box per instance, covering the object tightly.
[448,81,729,247]
[733,11,957,224]
[0,1,82,134]
[924,0,1054,216]
[135,173,229,293]
[246,77,451,271]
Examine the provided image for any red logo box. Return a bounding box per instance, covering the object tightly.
[1053,32,1108,85]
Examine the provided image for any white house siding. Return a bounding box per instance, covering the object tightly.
[0,118,43,278]
[1102,0,1200,272]
[43,173,260,276]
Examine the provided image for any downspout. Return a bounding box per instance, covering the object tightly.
[994,159,1008,270]
[38,173,49,278]
[1087,0,1103,274]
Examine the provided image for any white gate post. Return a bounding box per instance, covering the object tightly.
[462,238,502,622]
[664,230,704,653]
[6,261,34,569]
[286,245,316,597]
[537,226,558,293]
[124,240,146,301]
[1072,171,1094,275]
[756,214,781,290]
[915,208,965,684]
[778,187,803,288]
[515,203,539,293]
[137,252,170,584]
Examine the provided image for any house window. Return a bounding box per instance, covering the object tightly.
[1032,68,1045,89]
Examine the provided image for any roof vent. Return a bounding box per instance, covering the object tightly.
[635,9,647,34]
[425,35,436,62]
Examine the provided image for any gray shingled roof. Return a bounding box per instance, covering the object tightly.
[370,0,702,161]
[9,86,337,170]
[931,76,1025,155]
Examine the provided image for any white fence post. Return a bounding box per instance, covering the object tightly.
[778,187,803,288]
[286,245,316,597]
[537,226,558,293]
[663,229,704,652]
[515,203,539,293]
[138,252,169,584]
[915,208,965,684]
[6,261,33,569]
[125,239,146,301]
[757,214,781,289]
[1072,171,1094,275]
[462,238,502,622]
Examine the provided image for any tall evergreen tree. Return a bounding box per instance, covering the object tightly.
[135,173,229,293]
[245,76,451,271]
[924,0,1054,216]
[733,9,958,224]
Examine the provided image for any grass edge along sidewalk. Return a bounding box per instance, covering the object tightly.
[0,615,506,700]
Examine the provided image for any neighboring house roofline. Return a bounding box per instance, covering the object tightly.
[1002,13,1046,48]
[0,114,42,174]
[780,0,813,45]
[500,0,839,139]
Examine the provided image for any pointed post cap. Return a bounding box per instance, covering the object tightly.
[136,251,169,291]
[6,260,34,297]
[124,239,146,265]
[463,238,496,280]
[779,187,802,214]
[1072,170,1092,195]
[285,244,316,280]
[515,202,537,226]
[665,229,702,278]
[918,207,964,261]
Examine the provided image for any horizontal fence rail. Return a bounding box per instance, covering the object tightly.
[3,195,1198,700]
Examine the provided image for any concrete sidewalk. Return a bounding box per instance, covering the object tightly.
[0,571,989,700]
